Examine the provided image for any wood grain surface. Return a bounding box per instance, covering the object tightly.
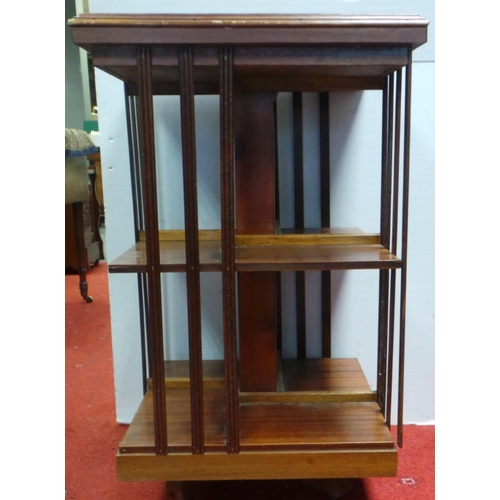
[120,359,390,455]
[109,239,399,273]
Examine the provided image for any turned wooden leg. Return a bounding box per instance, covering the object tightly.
[72,201,92,303]
[88,169,104,261]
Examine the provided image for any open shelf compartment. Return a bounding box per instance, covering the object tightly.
[117,358,396,480]
[108,228,401,273]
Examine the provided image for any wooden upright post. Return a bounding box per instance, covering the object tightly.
[235,91,277,392]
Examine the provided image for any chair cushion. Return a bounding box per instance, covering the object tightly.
[65,128,98,157]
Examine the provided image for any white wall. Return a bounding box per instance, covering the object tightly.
[89,0,435,425]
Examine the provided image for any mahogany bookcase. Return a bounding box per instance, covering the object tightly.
[69,13,428,494]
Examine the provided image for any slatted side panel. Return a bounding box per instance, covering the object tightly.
[219,45,240,454]
[386,68,403,429]
[138,272,151,394]
[375,54,413,447]
[398,51,413,448]
[125,92,145,238]
[179,45,205,455]
[377,74,394,418]
[125,90,151,394]
[137,45,168,455]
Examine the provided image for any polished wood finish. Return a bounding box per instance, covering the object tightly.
[398,51,413,448]
[118,447,397,482]
[69,11,427,485]
[120,390,391,454]
[235,92,276,234]
[137,45,168,455]
[139,228,380,245]
[179,45,205,454]
[119,388,226,453]
[236,244,401,271]
[239,391,376,404]
[125,93,145,238]
[70,14,428,50]
[70,13,427,27]
[386,69,403,429]
[377,74,393,417]
[239,401,392,452]
[319,91,331,359]
[243,358,377,403]
[235,91,277,392]
[293,92,306,359]
[108,240,401,273]
[109,240,219,272]
[238,272,277,392]
[282,358,370,392]
[151,358,374,396]
[119,358,392,457]
[219,46,240,454]
[149,360,225,389]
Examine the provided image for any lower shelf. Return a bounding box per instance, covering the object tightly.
[117,446,397,482]
[117,358,397,481]
[120,389,390,453]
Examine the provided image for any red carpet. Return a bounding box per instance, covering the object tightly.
[65,264,434,499]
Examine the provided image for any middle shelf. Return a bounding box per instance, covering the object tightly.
[109,228,401,273]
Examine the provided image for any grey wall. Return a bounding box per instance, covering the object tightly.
[65,0,86,129]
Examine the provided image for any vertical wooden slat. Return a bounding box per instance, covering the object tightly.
[219,45,240,454]
[179,45,204,455]
[386,68,403,428]
[293,92,306,359]
[274,98,283,353]
[293,93,304,230]
[377,75,393,414]
[137,273,150,394]
[398,51,413,448]
[137,45,168,456]
[134,94,146,232]
[126,90,150,394]
[380,75,394,249]
[125,91,142,239]
[319,91,331,358]
[319,92,331,232]
[377,276,389,417]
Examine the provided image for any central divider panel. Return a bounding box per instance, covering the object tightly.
[234,91,278,392]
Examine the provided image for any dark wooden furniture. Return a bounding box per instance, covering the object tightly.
[87,150,105,227]
[69,13,428,496]
[65,152,104,303]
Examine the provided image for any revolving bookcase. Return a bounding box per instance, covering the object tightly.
[69,13,428,493]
